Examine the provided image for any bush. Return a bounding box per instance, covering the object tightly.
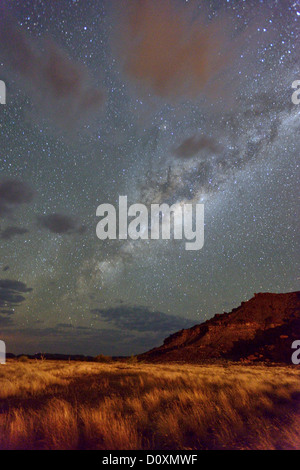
[94,354,113,363]
[127,355,138,364]
[18,355,29,363]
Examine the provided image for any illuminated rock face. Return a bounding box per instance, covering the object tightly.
[0,341,6,364]
[140,292,300,364]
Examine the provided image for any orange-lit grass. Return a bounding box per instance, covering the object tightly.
[0,361,299,450]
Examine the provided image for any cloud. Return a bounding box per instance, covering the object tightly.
[0,180,34,204]
[0,279,33,310]
[4,312,192,356]
[37,214,85,235]
[91,305,194,333]
[20,324,132,341]
[56,323,74,329]
[11,321,174,356]
[115,0,232,100]
[0,310,15,315]
[0,179,34,217]
[1,226,29,240]
[174,135,221,159]
[0,11,105,130]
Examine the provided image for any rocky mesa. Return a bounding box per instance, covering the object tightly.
[139,292,300,364]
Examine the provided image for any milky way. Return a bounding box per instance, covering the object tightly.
[0,0,299,356]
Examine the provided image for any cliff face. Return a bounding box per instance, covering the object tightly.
[139,292,300,363]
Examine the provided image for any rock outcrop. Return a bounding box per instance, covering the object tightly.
[139,292,300,363]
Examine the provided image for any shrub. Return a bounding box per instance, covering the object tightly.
[18,356,29,363]
[94,354,113,363]
[127,355,138,364]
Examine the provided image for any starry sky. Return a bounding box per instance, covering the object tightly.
[0,0,299,356]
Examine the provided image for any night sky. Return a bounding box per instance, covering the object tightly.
[0,0,299,356]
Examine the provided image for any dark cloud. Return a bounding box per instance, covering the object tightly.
[0,11,105,130]
[0,180,34,204]
[13,323,161,356]
[37,214,85,235]
[56,323,74,329]
[1,226,29,240]
[0,310,15,315]
[0,279,33,309]
[116,0,234,100]
[17,324,135,346]
[91,305,194,333]
[0,179,34,217]
[0,280,33,292]
[174,136,221,159]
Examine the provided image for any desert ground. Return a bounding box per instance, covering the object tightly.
[0,360,299,450]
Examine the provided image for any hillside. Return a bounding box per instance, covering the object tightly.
[139,292,300,363]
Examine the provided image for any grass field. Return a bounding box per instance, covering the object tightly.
[0,360,299,450]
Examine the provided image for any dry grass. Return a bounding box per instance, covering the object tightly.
[0,360,299,450]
